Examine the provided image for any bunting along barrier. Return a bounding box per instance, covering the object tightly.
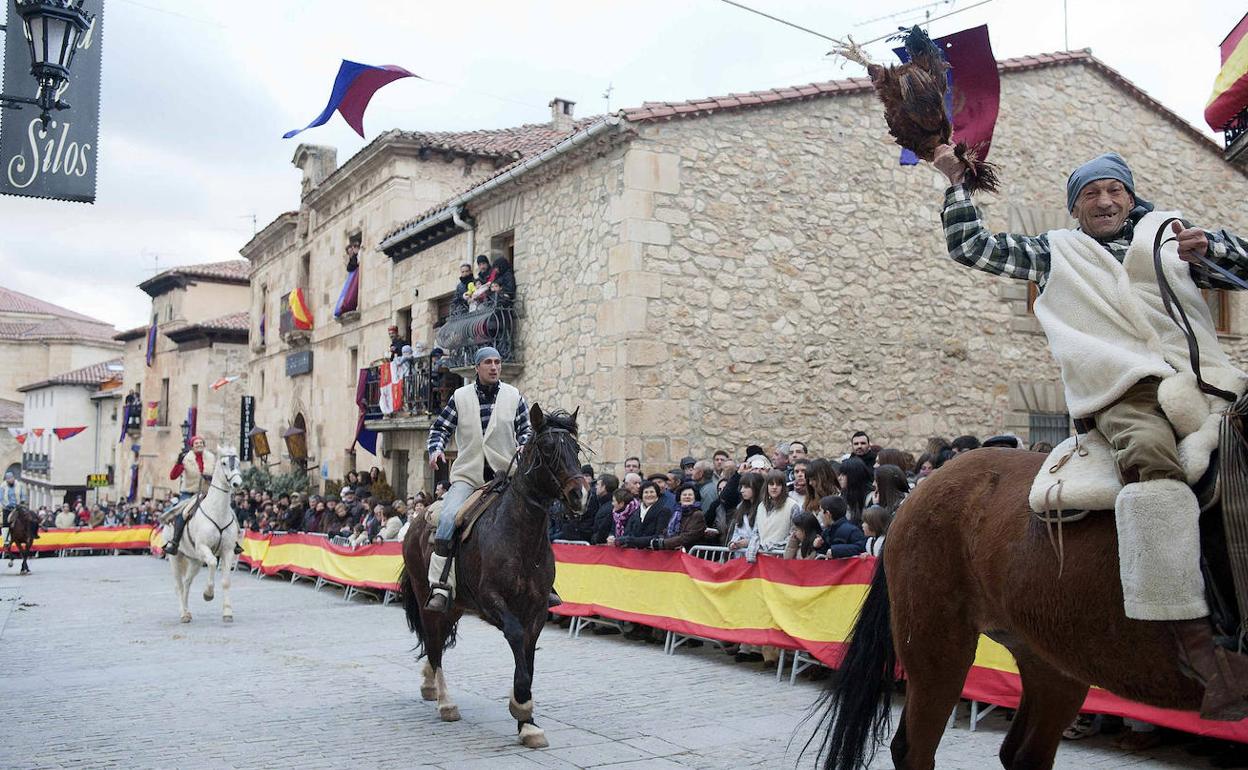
[210,535,1248,741]
[238,530,402,591]
[23,525,155,552]
[548,544,1248,744]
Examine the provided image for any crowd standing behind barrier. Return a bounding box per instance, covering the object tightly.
[16,430,1244,749]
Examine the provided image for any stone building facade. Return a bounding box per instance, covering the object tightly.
[249,51,1248,494]
[109,261,250,502]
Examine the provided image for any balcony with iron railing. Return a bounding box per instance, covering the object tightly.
[363,354,463,433]
[434,294,522,376]
[1224,105,1248,166]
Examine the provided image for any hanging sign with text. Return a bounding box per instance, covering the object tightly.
[239,395,255,463]
[0,0,104,203]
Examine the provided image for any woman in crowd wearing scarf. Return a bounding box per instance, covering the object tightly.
[604,488,638,544]
[647,483,707,550]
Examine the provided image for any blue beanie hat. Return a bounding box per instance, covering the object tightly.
[1065,152,1153,215]
[474,346,501,365]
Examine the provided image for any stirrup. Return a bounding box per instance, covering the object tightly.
[426,587,451,613]
[164,542,180,556]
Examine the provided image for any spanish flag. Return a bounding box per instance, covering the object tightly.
[1206,13,1248,132]
[289,288,313,330]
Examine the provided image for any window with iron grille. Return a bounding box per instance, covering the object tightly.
[1029,411,1071,448]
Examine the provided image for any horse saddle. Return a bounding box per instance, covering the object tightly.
[424,481,506,543]
[1028,423,1221,520]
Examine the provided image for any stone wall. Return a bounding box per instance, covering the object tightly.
[608,60,1248,465]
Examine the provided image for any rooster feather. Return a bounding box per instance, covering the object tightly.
[833,26,999,194]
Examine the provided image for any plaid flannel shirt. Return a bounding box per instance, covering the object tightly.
[941,183,1248,292]
[427,380,532,456]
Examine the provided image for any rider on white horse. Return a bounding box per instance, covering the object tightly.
[164,436,239,556]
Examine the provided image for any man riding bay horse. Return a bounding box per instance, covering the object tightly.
[931,144,1248,719]
[2,470,29,551]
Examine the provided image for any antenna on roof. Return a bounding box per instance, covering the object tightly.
[239,213,257,235]
[602,82,614,112]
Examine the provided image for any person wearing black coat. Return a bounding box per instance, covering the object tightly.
[818,495,866,558]
[613,481,672,548]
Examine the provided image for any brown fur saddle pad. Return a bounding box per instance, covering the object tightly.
[159,494,204,525]
[424,481,506,543]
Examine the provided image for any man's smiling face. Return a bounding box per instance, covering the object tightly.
[1073,178,1133,239]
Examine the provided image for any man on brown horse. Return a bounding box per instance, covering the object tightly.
[424,346,533,612]
[933,144,1248,719]
[2,470,28,551]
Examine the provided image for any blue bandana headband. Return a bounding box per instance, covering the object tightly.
[1065,152,1154,217]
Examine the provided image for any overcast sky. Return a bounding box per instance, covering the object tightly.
[0,0,1241,331]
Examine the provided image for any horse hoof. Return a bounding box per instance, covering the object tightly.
[222,614,233,623]
[203,588,215,601]
[180,613,192,623]
[438,705,461,722]
[519,723,548,749]
[420,686,437,701]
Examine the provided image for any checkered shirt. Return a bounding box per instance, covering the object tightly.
[427,380,532,456]
[941,183,1248,292]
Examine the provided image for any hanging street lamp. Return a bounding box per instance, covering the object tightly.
[0,0,93,128]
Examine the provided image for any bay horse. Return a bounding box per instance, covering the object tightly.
[5,505,38,575]
[399,404,587,749]
[814,448,1218,770]
[165,447,244,624]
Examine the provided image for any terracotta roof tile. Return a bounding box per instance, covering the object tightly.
[18,358,124,392]
[395,118,602,159]
[196,311,249,333]
[141,259,250,290]
[0,317,120,345]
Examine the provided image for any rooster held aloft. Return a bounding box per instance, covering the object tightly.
[833,26,999,194]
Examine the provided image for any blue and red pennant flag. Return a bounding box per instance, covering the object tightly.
[895,25,1000,166]
[284,60,418,139]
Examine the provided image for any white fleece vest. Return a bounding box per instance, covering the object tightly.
[1035,210,1247,420]
[449,383,520,488]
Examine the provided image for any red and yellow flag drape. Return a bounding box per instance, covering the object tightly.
[1207,13,1248,131]
[289,288,314,330]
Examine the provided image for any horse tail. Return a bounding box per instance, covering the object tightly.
[398,563,428,657]
[806,561,896,770]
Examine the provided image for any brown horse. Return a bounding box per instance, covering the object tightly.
[813,448,1217,770]
[399,404,587,749]
[5,505,39,575]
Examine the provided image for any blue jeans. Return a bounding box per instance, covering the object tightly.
[435,481,475,542]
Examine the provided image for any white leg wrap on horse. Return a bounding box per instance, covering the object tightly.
[509,695,534,722]
[1115,479,1208,621]
[518,721,548,748]
[420,661,437,701]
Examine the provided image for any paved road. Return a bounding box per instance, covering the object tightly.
[0,554,1230,769]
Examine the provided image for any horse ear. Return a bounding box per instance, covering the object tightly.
[571,406,580,424]
[530,402,545,431]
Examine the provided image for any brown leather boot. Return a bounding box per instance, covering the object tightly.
[1170,618,1248,721]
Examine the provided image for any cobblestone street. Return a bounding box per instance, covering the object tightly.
[0,555,1227,769]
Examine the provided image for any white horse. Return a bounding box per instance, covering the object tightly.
[165,446,244,623]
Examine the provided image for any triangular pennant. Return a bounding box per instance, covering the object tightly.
[54,426,87,441]
[32,428,44,437]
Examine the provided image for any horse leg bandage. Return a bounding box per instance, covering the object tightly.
[1116,479,1208,621]
[509,694,534,722]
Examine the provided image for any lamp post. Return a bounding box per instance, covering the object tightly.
[0,0,93,128]
[282,426,309,470]
[180,419,191,450]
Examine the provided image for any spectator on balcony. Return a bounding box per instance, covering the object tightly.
[474,254,491,286]
[648,483,707,550]
[451,263,474,314]
[611,480,672,548]
[387,326,409,360]
[489,254,517,307]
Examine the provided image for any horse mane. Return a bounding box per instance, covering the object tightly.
[539,409,578,435]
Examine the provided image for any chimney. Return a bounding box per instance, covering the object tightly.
[291,144,338,197]
[549,98,576,132]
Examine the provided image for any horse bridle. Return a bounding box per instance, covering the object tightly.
[513,427,586,509]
